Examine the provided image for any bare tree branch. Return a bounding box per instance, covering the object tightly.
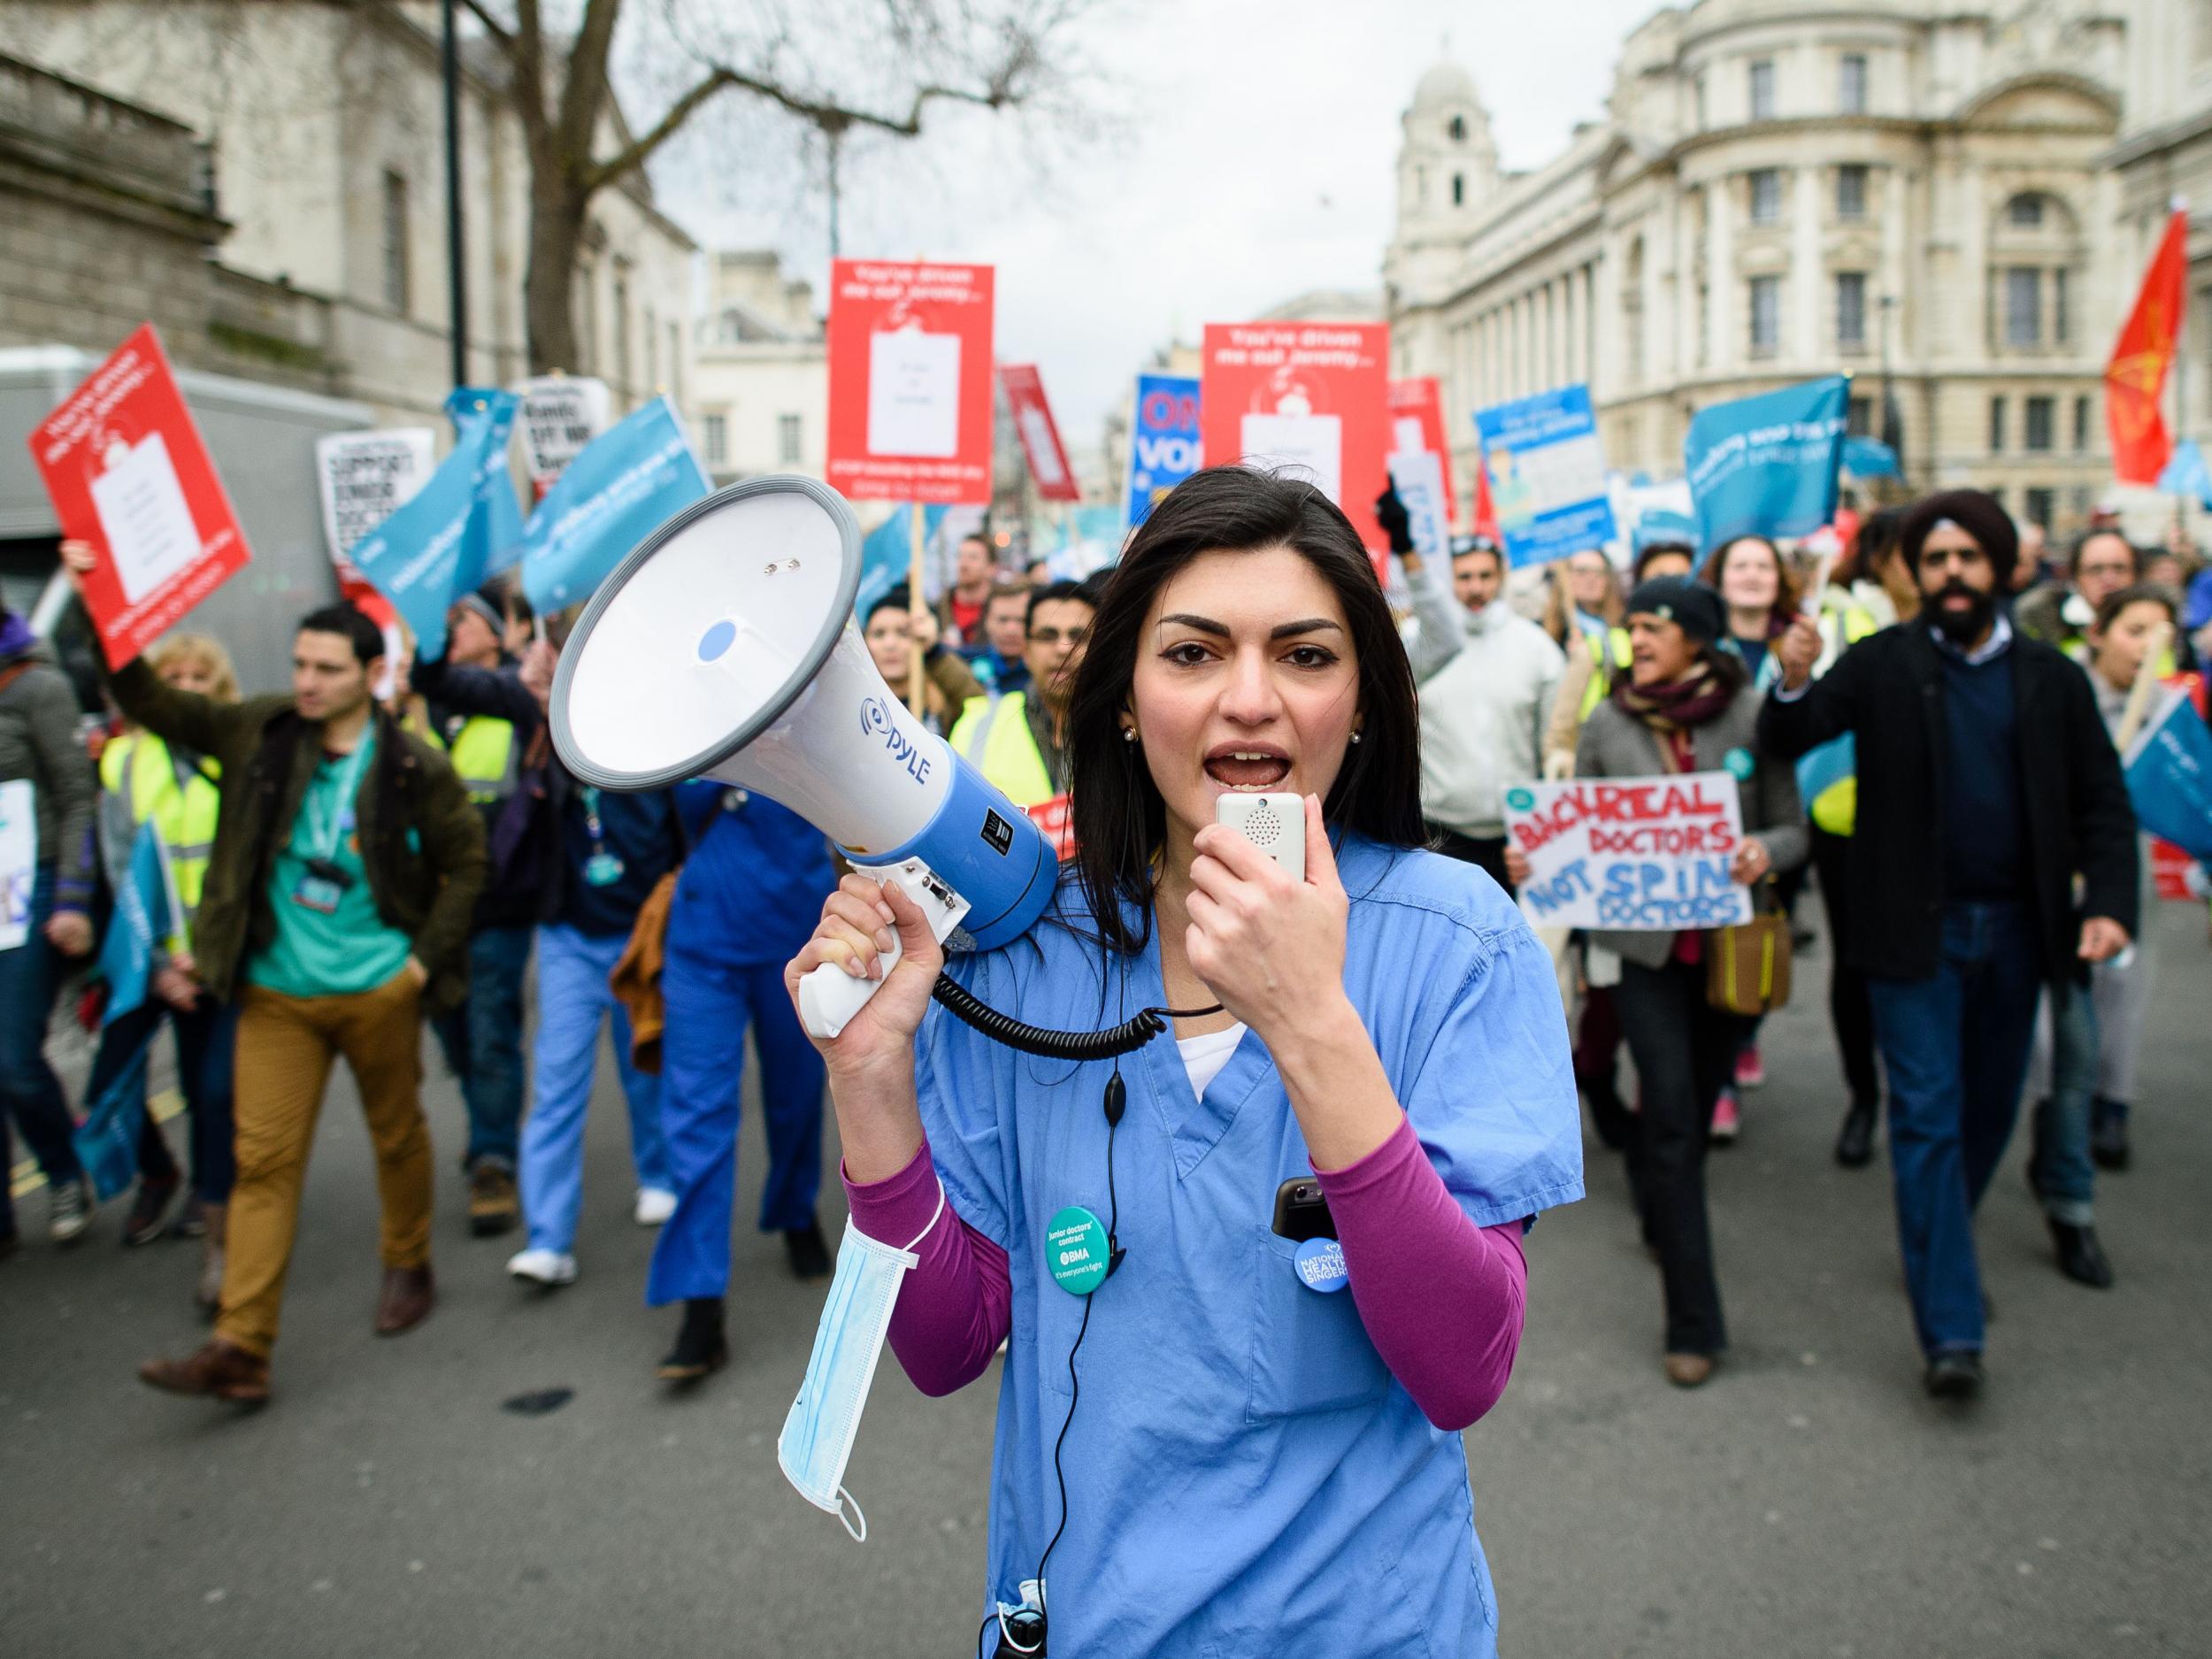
[555,0,623,169]
[454,0,513,50]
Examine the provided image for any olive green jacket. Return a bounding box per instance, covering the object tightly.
[108,659,487,1012]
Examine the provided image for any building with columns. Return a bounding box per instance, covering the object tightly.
[1386,1,2131,538]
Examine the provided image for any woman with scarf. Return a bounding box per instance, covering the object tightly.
[1511,576,1804,1386]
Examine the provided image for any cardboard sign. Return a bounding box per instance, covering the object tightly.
[1125,373,1201,528]
[827,260,995,504]
[514,376,611,493]
[1201,322,1390,557]
[316,429,435,580]
[27,325,251,668]
[0,778,35,951]
[1000,364,1079,503]
[1471,385,1616,570]
[1685,374,1847,551]
[1387,377,1456,523]
[1503,772,1753,932]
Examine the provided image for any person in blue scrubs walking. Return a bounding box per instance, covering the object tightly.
[647,782,838,1380]
[791,468,1583,1657]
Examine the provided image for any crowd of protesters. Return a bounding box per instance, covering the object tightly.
[0,482,2200,1413]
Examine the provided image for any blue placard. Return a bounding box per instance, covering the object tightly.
[1471,385,1617,569]
[2125,693,2212,863]
[1685,375,1848,552]
[520,396,710,614]
[351,392,519,660]
[1125,374,1201,529]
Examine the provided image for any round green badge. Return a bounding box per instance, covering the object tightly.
[1504,786,1535,813]
[1723,746,1755,781]
[1046,1205,1110,1297]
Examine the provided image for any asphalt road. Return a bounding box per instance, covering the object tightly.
[4,905,2208,1658]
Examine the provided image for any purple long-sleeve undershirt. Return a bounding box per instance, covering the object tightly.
[841,1115,1528,1430]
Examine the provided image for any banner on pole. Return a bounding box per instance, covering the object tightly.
[1472,385,1616,569]
[2124,689,2212,864]
[445,388,526,577]
[999,364,1079,503]
[1684,375,1848,551]
[1201,322,1391,557]
[1125,373,1201,528]
[350,398,517,661]
[514,376,611,495]
[1503,772,1752,931]
[520,396,710,614]
[826,260,996,504]
[27,324,253,669]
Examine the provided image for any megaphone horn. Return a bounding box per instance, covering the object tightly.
[549,476,1056,1038]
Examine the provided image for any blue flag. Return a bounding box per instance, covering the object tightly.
[351,390,521,659]
[520,397,710,615]
[74,824,176,1198]
[1685,375,1848,550]
[1841,435,1900,478]
[447,388,526,577]
[1126,374,1201,528]
[2156,438,2212,510]
[855,503,950,627]
[2124,693,2212,864]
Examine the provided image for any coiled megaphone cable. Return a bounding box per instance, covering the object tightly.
[928,974,1224,1062]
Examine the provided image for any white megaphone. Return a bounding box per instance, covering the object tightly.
[549,476,1055,1039]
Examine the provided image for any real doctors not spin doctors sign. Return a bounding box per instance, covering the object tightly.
[1503,772,1755,932]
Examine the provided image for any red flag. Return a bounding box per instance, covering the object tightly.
[2106,209,2189,483]
[1471,449,1501,543]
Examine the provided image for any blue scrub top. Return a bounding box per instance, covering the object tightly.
[914,835,1583,1658]
[667,784,837,966]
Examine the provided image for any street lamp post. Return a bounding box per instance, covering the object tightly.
[1878,292,1901,489]
[442,0,469,388]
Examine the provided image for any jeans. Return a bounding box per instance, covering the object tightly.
[430,925,532,1171]
[1865,901,2041,1357]
[1615,956,1748,1355]
[0,868,83,1240]
[1809,827,1881,1107]
[88,993,239,1205]
[518,923,667,1257]
[647,949,826,1305]
[2027,983,2099,1226]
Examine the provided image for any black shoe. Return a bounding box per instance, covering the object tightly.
[1833,1099,1878,1168]
[1924,1349,1984,1401]
[2090,1103,2131,1171]
[122,1170,182,1248]
[1583,1078,1632,1151]
[2050,1221,2115,1288]
[784,1218,832,1280]
[657,1298,728,1383]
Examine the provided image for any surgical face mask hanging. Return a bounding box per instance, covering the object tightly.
[777,1185,945,1541]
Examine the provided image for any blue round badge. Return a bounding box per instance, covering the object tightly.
[1723,746,1755,781]
[1293,1236,1350,1294]
[1047,1205,1110,1296]
[1503,786,1536,813]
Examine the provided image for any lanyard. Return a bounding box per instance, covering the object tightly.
[306,736,373,863]
[580,785,607,851]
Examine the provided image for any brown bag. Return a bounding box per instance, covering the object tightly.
[1706,879,1792,1017]
[608,871,680,1074]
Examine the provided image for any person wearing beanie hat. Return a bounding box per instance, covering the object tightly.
[1760,495,2139,1402]
[1507,572,1806,1389]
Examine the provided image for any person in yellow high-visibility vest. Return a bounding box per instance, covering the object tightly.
[948,579,1097,859]
[414,588,533,1237]
[88,633,239,1310]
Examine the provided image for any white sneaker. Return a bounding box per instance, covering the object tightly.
[634,1187,677,1227]
[506,1248,578,1286]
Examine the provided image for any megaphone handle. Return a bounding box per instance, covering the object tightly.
[797,933,902,1041]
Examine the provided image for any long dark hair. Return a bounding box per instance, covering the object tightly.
[1064,466,1425,956]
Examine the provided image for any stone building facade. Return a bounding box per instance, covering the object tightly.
[690,250,826,486]
[1386,0,2131,536]
[2,0,696,429]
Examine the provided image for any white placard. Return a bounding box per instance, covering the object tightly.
[1503,771,1752,932]
[514,376,611,485]
[316,429,436,567]
[1018,405,1067,488]
[0,779,38,951]
[89,432,201,604]
[868,330,962,457]
[1386,449,1450,561]
[1240,411,1342,503]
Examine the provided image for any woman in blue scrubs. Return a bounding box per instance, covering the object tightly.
[791,466,1584,1656]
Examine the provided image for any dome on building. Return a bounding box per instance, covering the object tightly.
[1413,59,1479,110]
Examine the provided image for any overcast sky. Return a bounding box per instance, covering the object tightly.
[654,0,1661,453]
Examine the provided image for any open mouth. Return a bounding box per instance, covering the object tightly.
[1204,746,1292,791]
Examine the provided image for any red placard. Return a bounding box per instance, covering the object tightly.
[999,364,1079,503]
[27,325,251,669]
[1201,322,1391,562]
[826,259,995,504]
[1386,376,1457,524]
